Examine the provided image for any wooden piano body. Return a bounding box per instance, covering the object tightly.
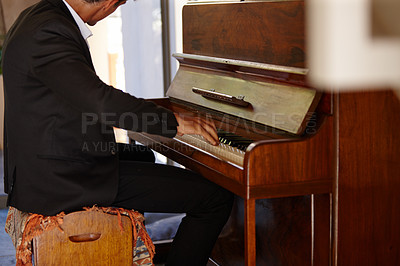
[129,1,400,265]
[129,1,332,264]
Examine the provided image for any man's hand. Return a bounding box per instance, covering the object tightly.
[174,113,219,146]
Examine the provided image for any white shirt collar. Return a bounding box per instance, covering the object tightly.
[62,0,93,41]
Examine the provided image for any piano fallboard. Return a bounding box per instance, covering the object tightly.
[168,53,321,135]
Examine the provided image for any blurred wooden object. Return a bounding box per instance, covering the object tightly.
[33,211,133,265]
[333,91,400,265]
[371,0,400,38]
[0,0,39,33]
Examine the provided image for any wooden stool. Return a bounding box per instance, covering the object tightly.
[6,207,154,265]
[33,211,133,265]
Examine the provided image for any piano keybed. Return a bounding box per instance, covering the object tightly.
[174,130,253,168]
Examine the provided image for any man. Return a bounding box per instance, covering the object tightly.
[1,0,233,265]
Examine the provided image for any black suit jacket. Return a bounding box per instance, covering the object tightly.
[2,0,178,215]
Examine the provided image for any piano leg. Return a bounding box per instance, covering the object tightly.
[244,198,256,266]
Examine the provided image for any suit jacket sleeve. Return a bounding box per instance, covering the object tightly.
[30,17,178,138]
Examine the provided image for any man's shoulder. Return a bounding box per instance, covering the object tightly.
[9,0,77,40]
[3,0,80,61]
[33,1,72,23]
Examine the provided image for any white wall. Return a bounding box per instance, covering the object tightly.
[307,0,400,91]
[121,0,164,99]
[169,0,187,76]
[89,14,128,143]
[88,20,110,85]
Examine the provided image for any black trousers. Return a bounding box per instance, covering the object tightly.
[112,159,233,266]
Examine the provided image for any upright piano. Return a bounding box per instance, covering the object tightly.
[130,1,333,265]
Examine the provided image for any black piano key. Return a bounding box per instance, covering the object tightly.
[217,130,254,151]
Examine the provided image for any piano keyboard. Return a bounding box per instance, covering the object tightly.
[217,131,253,151]
[174,131,252,167]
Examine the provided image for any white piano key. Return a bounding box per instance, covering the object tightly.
[175,134,246,167]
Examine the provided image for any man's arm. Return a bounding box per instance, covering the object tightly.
[30,17,178,137]
[30,17,219,143]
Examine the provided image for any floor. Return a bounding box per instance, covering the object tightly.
[0,208,16,266]
[0,150,15,265]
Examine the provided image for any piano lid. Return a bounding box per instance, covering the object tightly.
[167,53,320,135]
